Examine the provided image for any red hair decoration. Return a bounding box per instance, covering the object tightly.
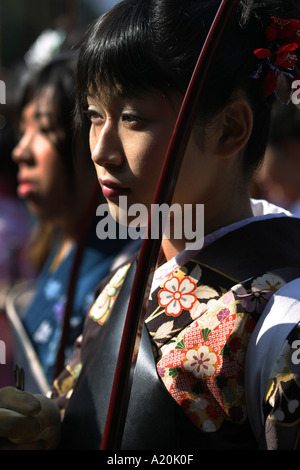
[253,16,300,97]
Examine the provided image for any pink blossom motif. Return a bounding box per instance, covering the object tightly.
[158,276,197,317]
[217,308,230,322]
[157,365,166,378]
[183,346,217,379]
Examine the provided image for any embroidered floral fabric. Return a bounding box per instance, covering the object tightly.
[88,263,131,325]
[145,260,289,434]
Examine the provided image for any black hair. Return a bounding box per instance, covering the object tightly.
[19,53,90,182]
[76,0,300,179]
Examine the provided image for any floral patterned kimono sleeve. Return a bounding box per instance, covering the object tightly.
[50,262,132,416]
[245,278,300,449]
[262,322,300,449]
[145,259,292,437]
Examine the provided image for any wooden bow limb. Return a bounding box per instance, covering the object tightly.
[100,0,240,450]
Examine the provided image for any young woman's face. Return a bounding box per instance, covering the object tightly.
[88,89,220,225]
[12,94,71,222]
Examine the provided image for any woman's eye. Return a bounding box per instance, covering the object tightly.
[122,113,143,127]
[84,109,102,124]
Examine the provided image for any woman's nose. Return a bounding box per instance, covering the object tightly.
[90,122,123,167]
[11,131,34,164]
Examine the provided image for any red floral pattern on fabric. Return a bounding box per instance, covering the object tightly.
[158,276,197,317]
[147,265,288,433]
[157,294,256,431]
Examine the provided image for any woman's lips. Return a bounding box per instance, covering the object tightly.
[99,179,129,199]
[17,178,38,198]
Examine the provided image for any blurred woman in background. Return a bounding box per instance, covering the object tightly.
[11,53,128,384]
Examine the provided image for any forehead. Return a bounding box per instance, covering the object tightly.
[87,82,123,106]
[87,86,183,112]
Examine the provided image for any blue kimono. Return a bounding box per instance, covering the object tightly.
[22,227,129,384]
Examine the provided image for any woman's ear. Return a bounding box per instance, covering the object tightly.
[216,99,253,158]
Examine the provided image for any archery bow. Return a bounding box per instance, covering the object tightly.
[101,0,240,450]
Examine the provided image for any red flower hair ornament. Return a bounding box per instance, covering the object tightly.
[252,16,300,98]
